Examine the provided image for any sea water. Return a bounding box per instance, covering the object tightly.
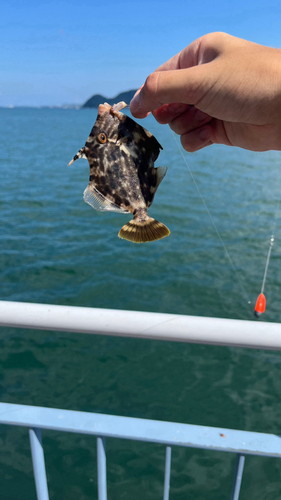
[1,107,281,499]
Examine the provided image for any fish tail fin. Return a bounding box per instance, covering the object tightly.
[118,216,170,243]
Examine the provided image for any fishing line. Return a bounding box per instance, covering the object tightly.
[261,236,274,295]
[170,130,252,311]
[262,195,281,293]
[254,187,281,317]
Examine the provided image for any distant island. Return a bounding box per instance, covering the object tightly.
[81,89,137,108]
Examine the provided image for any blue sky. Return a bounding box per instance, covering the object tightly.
[1,0,281,106]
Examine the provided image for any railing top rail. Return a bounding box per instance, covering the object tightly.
[0,402,280,458]
[0,300,281,351]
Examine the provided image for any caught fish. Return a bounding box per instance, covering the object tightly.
[68,101,170,243]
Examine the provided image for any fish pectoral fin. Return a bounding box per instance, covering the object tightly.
[155,166,168,189]
[67,147,87,166]
[83,184,130,214]
[115,137,129,147]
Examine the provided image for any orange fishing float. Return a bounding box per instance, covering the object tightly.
[254,293,266,317]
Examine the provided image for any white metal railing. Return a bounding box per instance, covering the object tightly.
[1,300,281,499]
[1,402,281,500]
[0,300,281,350]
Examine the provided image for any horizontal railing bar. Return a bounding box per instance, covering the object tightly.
[0,300,281,350]
[0,403,280,458]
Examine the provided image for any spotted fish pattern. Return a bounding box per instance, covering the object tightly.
[68,101,170,243]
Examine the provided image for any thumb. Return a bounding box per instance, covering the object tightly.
[130,63,215,118]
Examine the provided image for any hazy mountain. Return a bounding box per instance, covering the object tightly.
[81,89,137,108]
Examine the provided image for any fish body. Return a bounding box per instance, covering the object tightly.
[68,101,170,243]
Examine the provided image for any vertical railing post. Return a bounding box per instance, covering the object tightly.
[97,436,107,500]
[230,453,245,500]
[163,446,172,500]
[29,428,49,500]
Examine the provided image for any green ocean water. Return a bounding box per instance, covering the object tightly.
[1,107,281,499]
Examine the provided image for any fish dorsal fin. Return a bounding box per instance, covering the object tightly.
[68,147,87,166]
[155,166,168,190]
[83,184,130,214]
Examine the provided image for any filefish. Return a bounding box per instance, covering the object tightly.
[68,101,170,243]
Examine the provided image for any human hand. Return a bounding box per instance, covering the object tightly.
[130,32,281,152]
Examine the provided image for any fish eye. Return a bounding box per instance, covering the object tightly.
[98,132,107,144]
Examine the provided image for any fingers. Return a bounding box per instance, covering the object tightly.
[129,32,281,152]
[180,123,215,152]
[182,118,235,152]
[130,64,213,118]
[152,103,216,152]
[129,41,201,117]
[129,33,226,118]
[151,103,189,123]
[172,118,281,153]
[154,104,210,131]
[154,38,203,71]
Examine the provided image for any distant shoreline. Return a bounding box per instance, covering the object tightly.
[0,105,81,109]
[1,89,138,110]
[81,89,137,108]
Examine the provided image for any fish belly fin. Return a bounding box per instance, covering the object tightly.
[118,216,170,243]
[68,147,87,166]
[83,184,130,214]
